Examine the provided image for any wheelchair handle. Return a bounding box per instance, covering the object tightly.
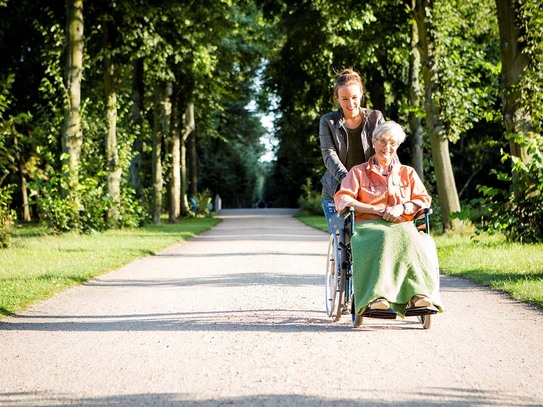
[340,207,355,236]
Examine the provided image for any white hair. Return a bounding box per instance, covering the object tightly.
[372,121,407,143]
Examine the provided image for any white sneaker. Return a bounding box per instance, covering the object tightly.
[369,298,390,310]
[412,295,432,307]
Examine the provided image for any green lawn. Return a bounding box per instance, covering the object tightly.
[2,213,542,318]
[295,213,543,309]
[0,218,220,317]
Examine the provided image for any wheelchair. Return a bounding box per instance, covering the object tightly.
[325,206,438,329]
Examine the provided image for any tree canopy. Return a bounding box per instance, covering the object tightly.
[0,0,542,243]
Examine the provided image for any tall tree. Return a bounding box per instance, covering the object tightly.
[477,0,543,242]
[168,91,181,222]
[129,57,145,204]
[413,0,461,229]
[407,0,425,180]
[495,0,532,193]
[180,102,195,216]
[61,0,84,200]
[413,0,499,229]
[151,82,171,224]
[103,13,121,224]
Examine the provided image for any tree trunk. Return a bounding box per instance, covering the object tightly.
[61,0,84,200]
[181,102,195,215]
[151,83,172,224]
[168,93,181,222]
[130,58,145,204]
[188,105,197,199]
[103,16,121,224]
[408,0,425,180]
[14,132,31,221]
[180,138,188,215]
[20,172,31,222]
[414,0,461,230]
[495,0,532,193]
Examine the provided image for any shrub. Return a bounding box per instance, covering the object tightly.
[297,178,323,215]
[476,132,543,243]
[38,190,80,234]
[192,189,212,217]
[37,177,107,234]
[118,188,150,228]
[0,185,16,248]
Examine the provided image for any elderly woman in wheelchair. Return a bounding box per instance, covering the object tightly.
[328,120,443,328]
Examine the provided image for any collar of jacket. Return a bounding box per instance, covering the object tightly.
[334,108,371,131]
[368,155,401,183]
[335,109,346,130]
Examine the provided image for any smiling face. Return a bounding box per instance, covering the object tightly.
[371,121,407,165]
[373,134,401,162]
[336,84,362,120]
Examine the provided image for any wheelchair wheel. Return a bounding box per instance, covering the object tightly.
[351,295,363,328]
[419,314,431,329]
[325,234,341,320]
[353,314,363,328]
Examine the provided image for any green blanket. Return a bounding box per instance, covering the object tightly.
[351,220,444,317]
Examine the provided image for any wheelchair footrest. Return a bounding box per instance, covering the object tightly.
[361,309,398,319]
[404,305,438,317]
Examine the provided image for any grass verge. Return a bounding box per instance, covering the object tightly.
[295,212,543,309]
[0,218,220,317]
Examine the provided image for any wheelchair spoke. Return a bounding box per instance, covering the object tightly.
[325,234,341,319]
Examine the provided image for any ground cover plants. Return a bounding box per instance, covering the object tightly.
[0,218,220,317]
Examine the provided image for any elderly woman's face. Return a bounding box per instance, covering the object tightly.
[373,133,401,161]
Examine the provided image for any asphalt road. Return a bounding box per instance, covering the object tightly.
[1,209,542,406]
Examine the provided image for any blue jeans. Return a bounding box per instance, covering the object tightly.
[322,198,337,234]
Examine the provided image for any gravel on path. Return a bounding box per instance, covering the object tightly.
[0,209,542,406]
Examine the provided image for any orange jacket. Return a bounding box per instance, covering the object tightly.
[334,158,431,222]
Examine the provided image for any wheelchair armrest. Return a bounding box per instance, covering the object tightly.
[338,206,355,237]
[413,207,432,234]
[413,207,432,220]
[339,206,354,218]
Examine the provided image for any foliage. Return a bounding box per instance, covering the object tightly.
[259,0,503,212]
[0,185,16,248]
[198,98,268,209]
[431,0,500,142]
[519,0,543,130]
[259,0,360,207]
[473,0,543,243]
[0,0,270,233]
[0,0,542,244]
[476,133,543,243]
[117,186,150,228]
[297,178,323,216]
[37,174,149,234]
[193,189,213,218]
[36,179,80,234]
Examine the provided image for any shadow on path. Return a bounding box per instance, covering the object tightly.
[0,275,499,334]
[1,389,541,407]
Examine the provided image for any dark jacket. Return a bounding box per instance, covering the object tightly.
[319,108,385,198]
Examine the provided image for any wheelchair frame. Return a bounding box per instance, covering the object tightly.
[325,206,437,329]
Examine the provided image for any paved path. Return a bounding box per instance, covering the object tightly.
[1,209,542,406]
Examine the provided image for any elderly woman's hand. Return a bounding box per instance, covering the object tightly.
[382,204,405,223]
